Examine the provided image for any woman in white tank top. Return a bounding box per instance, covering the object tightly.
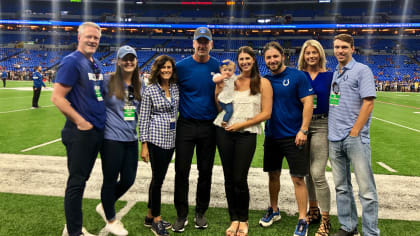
[214,46,273,236]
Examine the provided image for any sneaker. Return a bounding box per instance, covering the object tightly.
[151,220,170,236]
[62,224,96,236]
[144,216,172,229]
[306,207,321,225]
[332,228,360,236]
[96,203,107,223]
[194,213,208,229]
[171,217,188,232]
[259,206,281,227]
[105,220,128,236]
[294,219,309,236]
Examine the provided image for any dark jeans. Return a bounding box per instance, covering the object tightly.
[174,116,216,218]
[147,142,174,217]
[219,102,233,123]
[32,86,42,107]
[62,123,103,236]
[216,127,256,221]
[2,78,5,87]
[100,139,138,221]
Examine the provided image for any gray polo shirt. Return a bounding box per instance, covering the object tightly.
[328,58,376,144]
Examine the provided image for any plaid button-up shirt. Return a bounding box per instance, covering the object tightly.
[139,83,179,149]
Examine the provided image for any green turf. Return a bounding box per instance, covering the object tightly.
[0,88,419,176]
[1,80,53,88]
[1,192,419,236]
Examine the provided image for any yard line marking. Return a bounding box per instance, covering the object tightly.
[98,201,137,236]
[327,160,332,168]
[20,138,62,152]
[377,162,397,173]
[414,112,420,114]
[0,105,54,114]
[372,116,420,133]
[376,101,420,110]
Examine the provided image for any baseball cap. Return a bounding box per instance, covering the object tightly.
[194,27,212,41]
[117,45,137,59]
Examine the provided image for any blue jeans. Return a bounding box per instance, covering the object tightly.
[329,136,380,236]
[219,102,233,123]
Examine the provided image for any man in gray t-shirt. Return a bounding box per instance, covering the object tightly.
[328,34,380,236]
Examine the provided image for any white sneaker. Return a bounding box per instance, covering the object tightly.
[62,224,96,236]
[96,203,107,223]
[105,220,128,236]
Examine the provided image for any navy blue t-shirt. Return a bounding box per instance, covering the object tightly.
[176,56,219,120]
[265,67,314,139]
[56,50,106,130]
[304,71,333,115]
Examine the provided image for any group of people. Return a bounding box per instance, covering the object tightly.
[51,22,379,236]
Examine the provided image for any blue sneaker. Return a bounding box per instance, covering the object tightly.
[294,219,309,236]
[259,206,281,227]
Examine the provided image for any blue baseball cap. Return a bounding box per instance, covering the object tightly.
[194,27,212,41]
[117,45,137,59]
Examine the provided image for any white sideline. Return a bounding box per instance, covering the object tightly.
[377,162,398,173]
[372,116,420,133]
[0,105,54,114]
[20,138,62,152]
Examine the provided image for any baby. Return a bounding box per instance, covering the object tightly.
[213,59,236,127]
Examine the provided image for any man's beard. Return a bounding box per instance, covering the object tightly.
[266,61,283,73]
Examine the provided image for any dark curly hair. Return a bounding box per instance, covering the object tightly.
[149,55,178,85]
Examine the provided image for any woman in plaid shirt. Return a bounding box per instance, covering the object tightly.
[139,55,179,236]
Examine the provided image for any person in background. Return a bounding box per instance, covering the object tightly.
[95,45,142,236]
[139,55,179,236]
[298,39,333,236]
[32,66,46,108]
[1,69,7,87]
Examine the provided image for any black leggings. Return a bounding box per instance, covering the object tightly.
[216,127,256,222]
[147,142,174,217]
[100,139,138,221]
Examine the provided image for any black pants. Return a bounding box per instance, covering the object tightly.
[32,86,41,107]
[147,142,174,217]
[216,127,256,222]
[2,78,5,87]
[100,139,138,220]
[61,123,103,236]
[174,116,216,218]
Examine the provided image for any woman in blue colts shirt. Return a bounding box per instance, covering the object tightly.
[297,39,333,236]
[139,55,179,236]
[96,45,142,236]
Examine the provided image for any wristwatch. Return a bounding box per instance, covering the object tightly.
[300,129,308,135]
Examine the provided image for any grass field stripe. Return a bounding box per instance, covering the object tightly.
[0,105,54,114]
[376,100,420,110]
[98,201,137,236]
[0,96,32,100]
[377,162,397,173]
[20,138,62,152]
[372,116,420,133]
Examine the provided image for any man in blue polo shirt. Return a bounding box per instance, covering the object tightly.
[1,69,6,87]
[172,27,219,233]
[260,41,314,236]
[329,34,379,236]
[51,22,105,236]
[32,66,46,108]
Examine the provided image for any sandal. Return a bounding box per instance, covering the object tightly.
[315,215,331,236]
[306,207,321,225]
[226,221,239,236]
[236,221,248,236]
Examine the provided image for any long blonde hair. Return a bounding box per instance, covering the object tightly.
[297,39,326,71]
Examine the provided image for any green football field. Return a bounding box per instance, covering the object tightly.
[0,81,419,235]
[1,81,419,176]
